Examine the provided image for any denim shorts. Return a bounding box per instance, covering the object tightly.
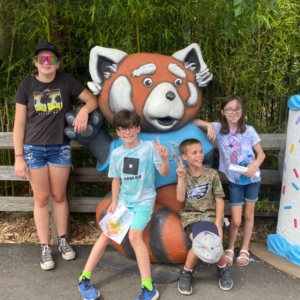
[127,205,152,231]
[228,181,261,206]
[23,144,73,170]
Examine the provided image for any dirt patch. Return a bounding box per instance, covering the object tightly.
[0,211,277,246]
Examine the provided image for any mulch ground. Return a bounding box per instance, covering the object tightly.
[0,211,277,246]
[0,212,99,245]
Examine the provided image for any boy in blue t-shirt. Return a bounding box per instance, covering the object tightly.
[78,109,169,300]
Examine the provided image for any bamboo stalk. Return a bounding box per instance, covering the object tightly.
[135,3,140,52]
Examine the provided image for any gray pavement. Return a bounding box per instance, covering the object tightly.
[1,243,299,300]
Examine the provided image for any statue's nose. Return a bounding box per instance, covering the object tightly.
[166,91,175,101]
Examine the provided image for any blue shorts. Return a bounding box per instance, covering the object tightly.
[23,144,73,170]
[184,223,194,239]
[228,181,261,206]
[184,219,228,240]
[127,205,152,231]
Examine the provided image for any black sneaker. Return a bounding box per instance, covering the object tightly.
[58,235,76,260]
[217,265,233,291]
[178,269,193,295]
[40,244,55,270]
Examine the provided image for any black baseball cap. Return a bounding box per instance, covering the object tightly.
[34,42,60,58]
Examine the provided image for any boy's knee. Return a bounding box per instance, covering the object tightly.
[100,233,111,244]
[128,231,143,246]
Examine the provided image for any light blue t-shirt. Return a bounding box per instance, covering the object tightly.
[108,140,162,208]
[212,122,261,185]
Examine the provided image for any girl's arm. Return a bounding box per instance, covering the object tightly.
[78,89,98,112]
[193,119,216,141]
[215,197,224,239]
[72,89,98,133]
[245,142,266,178]
[107,177,120,214]
[13,103,29,179]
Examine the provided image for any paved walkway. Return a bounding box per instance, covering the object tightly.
[1,243,299,300]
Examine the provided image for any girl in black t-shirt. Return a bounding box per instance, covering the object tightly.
[13,42,98,271]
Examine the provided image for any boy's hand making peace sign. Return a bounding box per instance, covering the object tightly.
[152,136,168,159]
[152,136,170,177]
[175,156,186,179]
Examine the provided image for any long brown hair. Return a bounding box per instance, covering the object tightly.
[219,95,246,134]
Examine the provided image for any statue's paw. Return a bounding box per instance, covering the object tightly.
[75,109,104,139]
[64,106,106,142]
[80,109,106,141]
[64,106,112,168]
[87,81,102,95]
[64,125,78,141]
[64,124,94,147]
[88,109,104,130]
[65,109,77,127]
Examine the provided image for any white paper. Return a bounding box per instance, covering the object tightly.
[99,202,134,244]
[229,164,260,177]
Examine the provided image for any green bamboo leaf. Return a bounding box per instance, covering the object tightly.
[234,7,241,17]
[88,37,95,48]
[89,5,96,23]
[234,0,242,6]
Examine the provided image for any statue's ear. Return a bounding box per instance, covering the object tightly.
[88,46,128,94]
[172,43,213,88]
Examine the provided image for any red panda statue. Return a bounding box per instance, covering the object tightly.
[65,43,214,263]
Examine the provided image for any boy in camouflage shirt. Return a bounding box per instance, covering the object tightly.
[176,138,233,294]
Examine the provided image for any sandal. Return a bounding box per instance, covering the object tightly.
[236,249,250,267]
[224,249,234,266]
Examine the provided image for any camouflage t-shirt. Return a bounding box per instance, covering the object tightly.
[179,167,225,229]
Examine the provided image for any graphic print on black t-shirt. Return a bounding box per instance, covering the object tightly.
[123,157,139,175]
[33,89,62,114]
[187,183,209,201]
